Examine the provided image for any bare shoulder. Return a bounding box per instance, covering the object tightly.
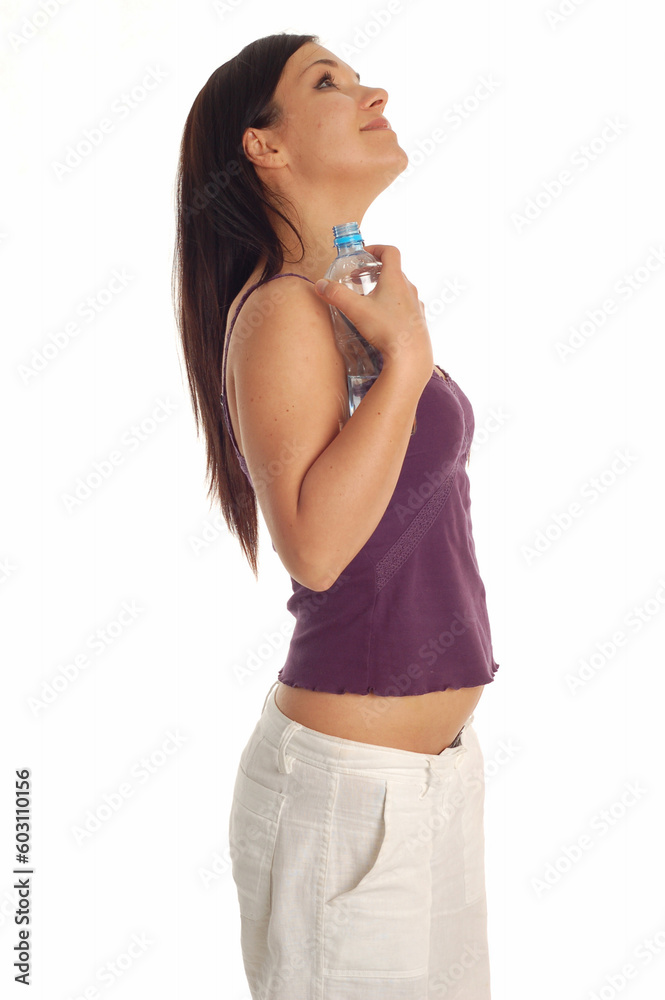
[226,273,347,406]
[228,273,331,359]
[229,277,343,458]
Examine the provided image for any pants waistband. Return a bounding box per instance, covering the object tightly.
[258,681,472,794]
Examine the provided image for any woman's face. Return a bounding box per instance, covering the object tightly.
[247,41,408,190]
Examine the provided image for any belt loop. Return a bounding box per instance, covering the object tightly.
[277,720,303,774]
[262,680,279,714]
[419,758,433,798]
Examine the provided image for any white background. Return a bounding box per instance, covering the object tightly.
[2,0,664,997]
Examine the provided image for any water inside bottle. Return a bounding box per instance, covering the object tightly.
[340,261,382,295]
[348,374,378,415]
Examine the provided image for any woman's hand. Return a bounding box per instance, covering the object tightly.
[314,244,433,384]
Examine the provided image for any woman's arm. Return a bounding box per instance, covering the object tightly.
[230,256,432,591]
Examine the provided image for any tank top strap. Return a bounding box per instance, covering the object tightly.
[220,273,316,483]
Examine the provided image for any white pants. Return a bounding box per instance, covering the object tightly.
[228,681,491,999]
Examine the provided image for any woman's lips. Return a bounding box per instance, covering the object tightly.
[360,117,392,131]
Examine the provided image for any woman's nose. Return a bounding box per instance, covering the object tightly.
[362,86,389,109]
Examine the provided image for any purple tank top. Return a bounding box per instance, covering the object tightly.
[220,273,500,694]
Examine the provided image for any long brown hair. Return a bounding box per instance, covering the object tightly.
[171,33,318,579]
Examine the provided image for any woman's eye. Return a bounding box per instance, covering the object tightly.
[316,71,338,90]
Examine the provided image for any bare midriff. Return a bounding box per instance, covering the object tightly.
[275,681,485,756]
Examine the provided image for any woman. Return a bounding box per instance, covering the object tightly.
[173,32,500,999]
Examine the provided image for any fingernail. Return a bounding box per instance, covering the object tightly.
[315,279,329,294]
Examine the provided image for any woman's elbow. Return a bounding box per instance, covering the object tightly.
[277,538,340,593]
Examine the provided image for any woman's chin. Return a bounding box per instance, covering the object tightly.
[373,146,410,188]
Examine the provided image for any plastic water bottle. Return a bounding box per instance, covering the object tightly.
[324,222,416,435]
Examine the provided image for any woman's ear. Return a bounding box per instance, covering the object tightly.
[242,127,285,170]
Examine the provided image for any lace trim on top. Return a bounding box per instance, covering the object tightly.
[375,456,459,591]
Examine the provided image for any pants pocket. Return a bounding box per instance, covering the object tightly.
[228,765,287,920]
[323,774,431,979]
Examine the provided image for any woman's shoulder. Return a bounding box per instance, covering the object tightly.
[224,267,347,459]
[227,271,323,344]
